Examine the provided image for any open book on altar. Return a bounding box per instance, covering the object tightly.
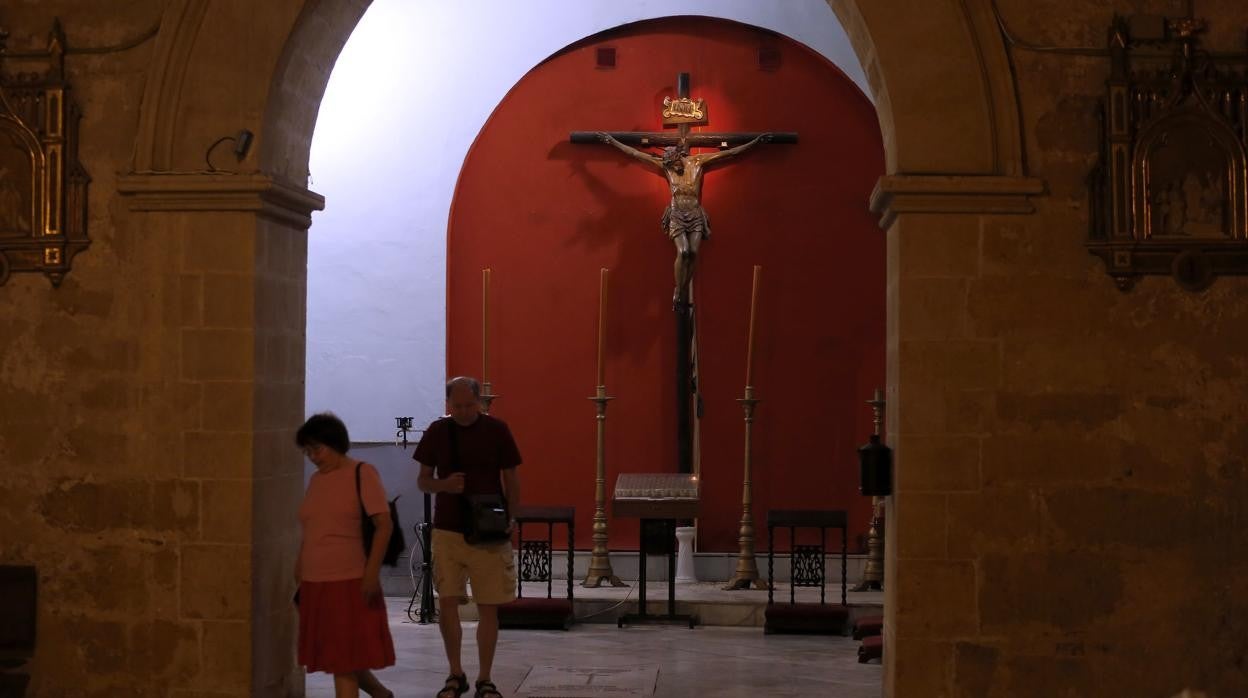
[612,473,700,519]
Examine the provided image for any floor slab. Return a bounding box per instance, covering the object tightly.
[305,599,883,697]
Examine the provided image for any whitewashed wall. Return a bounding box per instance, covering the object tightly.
[306,0,867,441]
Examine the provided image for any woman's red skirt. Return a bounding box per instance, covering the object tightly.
[297,578,395,674]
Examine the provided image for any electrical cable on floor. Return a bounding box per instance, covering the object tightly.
[573,581,637,622]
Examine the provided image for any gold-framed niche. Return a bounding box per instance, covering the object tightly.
[1088,15,1248,292]
[0,22,89,287]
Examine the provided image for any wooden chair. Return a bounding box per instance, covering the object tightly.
[498,506,575,630]
[764,509,849,635]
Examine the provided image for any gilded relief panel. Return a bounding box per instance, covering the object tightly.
[0,21,89,286]
[1089,15,1248,291]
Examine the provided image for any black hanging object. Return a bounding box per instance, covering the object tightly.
[858,433,892,496]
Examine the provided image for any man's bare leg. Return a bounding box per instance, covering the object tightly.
[476,603,500,683]
[438,595,465,677]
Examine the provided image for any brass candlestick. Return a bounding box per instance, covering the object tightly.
[850,497,885,591]
[852,388,886,592]
[583,384,625,587]
[480,381,499,414]
[723,384,768,590]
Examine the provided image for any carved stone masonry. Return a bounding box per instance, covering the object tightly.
[0,21,90,287]
[1088,14,1248,291]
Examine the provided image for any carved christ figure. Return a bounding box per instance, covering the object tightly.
[596,131,771,306]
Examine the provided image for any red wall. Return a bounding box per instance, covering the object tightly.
[447,17,884,552]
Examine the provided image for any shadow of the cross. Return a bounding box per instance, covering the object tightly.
[549,138,677,377]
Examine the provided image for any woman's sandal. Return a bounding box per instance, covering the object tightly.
[436,673,469,698]
[474,679,503,698]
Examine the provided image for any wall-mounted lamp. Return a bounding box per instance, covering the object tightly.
[395,416,415,449]
[205,128,254,171]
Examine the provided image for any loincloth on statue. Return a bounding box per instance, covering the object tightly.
[661,204,710,240]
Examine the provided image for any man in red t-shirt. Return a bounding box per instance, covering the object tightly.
[415,376,521,698]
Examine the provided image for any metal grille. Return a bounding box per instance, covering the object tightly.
[520,540,551,582]
[791,544,825,587]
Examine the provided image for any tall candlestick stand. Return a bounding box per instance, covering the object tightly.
[481,268,498,414]
[583,384,625,587]
[397,418,436,624]
[850,497,885,592]
[723,384,768,590]
[852,388,887,592]
[480,381,499,414]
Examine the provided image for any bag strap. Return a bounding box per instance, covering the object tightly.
[355,462,367,519]
[446,417,473,510]
[446,418,507,511]
[446,416,463,473]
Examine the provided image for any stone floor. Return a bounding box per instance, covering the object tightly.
[306,599,883,697]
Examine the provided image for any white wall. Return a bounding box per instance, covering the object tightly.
[306,0,867,441]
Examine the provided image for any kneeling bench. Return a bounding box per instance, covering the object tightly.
[858,635,883,663]
[498,506,575,630]
[852,614,883,640]
[764,509,849,635]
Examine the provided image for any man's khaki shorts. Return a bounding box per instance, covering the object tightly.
[431,528,517,605]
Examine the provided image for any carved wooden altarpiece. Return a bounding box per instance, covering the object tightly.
[1089,15,1248,291]
[0,22,89,287]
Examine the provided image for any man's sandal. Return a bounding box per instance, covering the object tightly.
[436,673,468,698]
[474,679,503,698]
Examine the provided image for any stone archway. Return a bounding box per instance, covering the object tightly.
[119,1,1041,695]
[116,2,370,694]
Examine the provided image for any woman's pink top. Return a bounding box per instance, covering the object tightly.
[299,461,389,582]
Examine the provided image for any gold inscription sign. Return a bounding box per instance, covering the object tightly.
[661,96,707,126]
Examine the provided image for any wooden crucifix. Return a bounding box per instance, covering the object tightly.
[572,72,796,473]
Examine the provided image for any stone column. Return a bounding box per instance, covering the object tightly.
[869,175,1042,698]
[117,173,323,697]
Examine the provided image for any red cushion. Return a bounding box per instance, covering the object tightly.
[502,597,572,613]
[858,635,883,663]
[498,597,574,630]
[852,615,884,639]
[764,603,849,635]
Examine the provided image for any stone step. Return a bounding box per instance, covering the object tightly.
[390,579,883,629]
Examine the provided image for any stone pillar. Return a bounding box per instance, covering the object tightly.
[869,175,1043,698]
[117,173,323,697]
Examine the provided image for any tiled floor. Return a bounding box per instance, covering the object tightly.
[306,599,882,697]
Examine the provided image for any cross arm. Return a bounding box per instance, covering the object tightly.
[570,131,798,148]
[591,132,664,169]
